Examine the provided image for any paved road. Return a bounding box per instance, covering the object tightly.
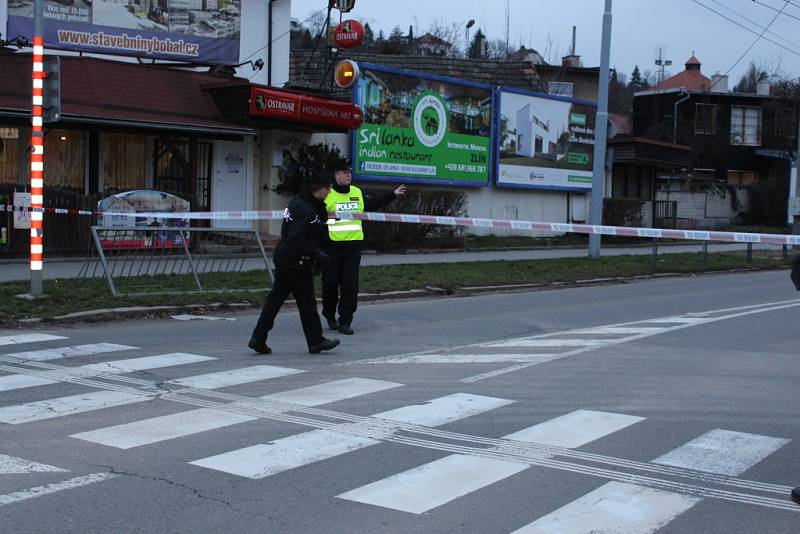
[0,242,777,282]
[1,270,799,533]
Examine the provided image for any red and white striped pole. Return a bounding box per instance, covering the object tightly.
[30,0,44,296]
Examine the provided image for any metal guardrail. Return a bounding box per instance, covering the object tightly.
[79,227,273,296]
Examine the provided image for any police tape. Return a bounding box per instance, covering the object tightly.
[2,204,800,247]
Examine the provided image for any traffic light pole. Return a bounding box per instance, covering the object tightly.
[30,0,44,296]
[588,0,613,259]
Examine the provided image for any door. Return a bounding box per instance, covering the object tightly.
[212,139,252,229]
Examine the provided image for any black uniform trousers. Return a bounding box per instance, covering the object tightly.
[321,241,361,325]
[252,250,324,348]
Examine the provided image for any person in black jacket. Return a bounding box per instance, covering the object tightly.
[321,157,406,335]
[249,172,339,355]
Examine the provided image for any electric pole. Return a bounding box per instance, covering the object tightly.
[588,0,613,259]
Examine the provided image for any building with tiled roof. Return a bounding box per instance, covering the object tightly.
[651,54,712,92]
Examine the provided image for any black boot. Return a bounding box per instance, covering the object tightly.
[309,338,340,354]
[338,322,354,335]
[324,315,339,330]
[792,487,800,505]
[248,338,272,355]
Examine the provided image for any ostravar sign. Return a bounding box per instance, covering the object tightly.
[249,88,364,129]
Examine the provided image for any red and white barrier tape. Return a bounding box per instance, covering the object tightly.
[2,205,799,247]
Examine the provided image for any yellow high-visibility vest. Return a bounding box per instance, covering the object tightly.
[325,186,364,241]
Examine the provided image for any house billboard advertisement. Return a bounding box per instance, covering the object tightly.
[353,64,493,186]
[7,0,241,64]
[497,87,597,191]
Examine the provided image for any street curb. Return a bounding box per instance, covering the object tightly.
[2,266,783,327]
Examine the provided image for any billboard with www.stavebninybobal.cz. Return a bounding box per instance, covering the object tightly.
[7,0,241,65]
[496,87,598,191]
[352,64,494,186]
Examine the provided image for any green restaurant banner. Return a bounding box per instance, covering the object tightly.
[353,65,493,186]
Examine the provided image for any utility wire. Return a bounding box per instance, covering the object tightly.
[710,0,800,50]
[240,6,329,63]
[751,0,800,24]
[708,0,791,90]
[694,0,800,56]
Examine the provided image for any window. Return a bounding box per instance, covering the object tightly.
[548,81,574,97]
[694,104,717,135]
[103,133,147,192]
[727,170,757,186]
[45,130,85,191]
[731,106,762,146]
[534,135,543,155]
[0,128,20,184]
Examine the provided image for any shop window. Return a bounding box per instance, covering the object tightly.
[731,107,762,146]
[0,128,20,184]
[45,130,85,191]
[727,170,757,186]
[694,104,717,135]
[103,134,147,193]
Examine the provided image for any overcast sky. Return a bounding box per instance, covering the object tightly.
[290,0,800,83]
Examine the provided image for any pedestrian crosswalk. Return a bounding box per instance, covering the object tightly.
[0,331,797,531]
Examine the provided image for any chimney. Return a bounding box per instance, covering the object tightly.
[710,73,728,93]
[757,79,771,96]
[561,26,582,68]
[571,25,576,56]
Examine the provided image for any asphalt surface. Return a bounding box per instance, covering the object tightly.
[1,269,799,533]
[0,242,777,282]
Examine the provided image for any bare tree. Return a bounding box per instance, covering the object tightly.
[427,17,464,57]
[487,38,511,59]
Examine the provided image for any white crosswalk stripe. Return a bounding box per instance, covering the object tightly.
[168,364,303,389]
[1,343,136,362]
[0,454,67,474]
[0,390,148,424]
[372,354,557,364]
[190,393,513,479]
[71,378,402,449]
[652,429,789,476]
[337,410,644,514]
[0,353,215,393]
[0,334,67,347]
[511,429,790,533]
[510,482,701,534]
[1,364,306,426]
[480,339,610,348]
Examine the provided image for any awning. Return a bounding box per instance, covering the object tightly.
[205,83,363,133]
[0,52,255,137]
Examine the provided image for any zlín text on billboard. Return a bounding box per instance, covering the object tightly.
[497,88,597,191]
[353,65,493,185]
[7,0,241,65]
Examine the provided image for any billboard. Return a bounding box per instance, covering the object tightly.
[497,87,597,191]
[7,0,241,65]
[353,64,493,186]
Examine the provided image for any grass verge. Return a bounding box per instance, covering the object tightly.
[0,251,792,325]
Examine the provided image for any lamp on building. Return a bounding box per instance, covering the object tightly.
[465,19,475,57]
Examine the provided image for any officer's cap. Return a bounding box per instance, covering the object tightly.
[330,157,352,172]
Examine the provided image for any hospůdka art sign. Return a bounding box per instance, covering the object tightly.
[249,87,364,130]
[353,65,493,186]
[7,0,241,64]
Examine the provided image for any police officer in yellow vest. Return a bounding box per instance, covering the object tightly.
[322,158,406,334]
